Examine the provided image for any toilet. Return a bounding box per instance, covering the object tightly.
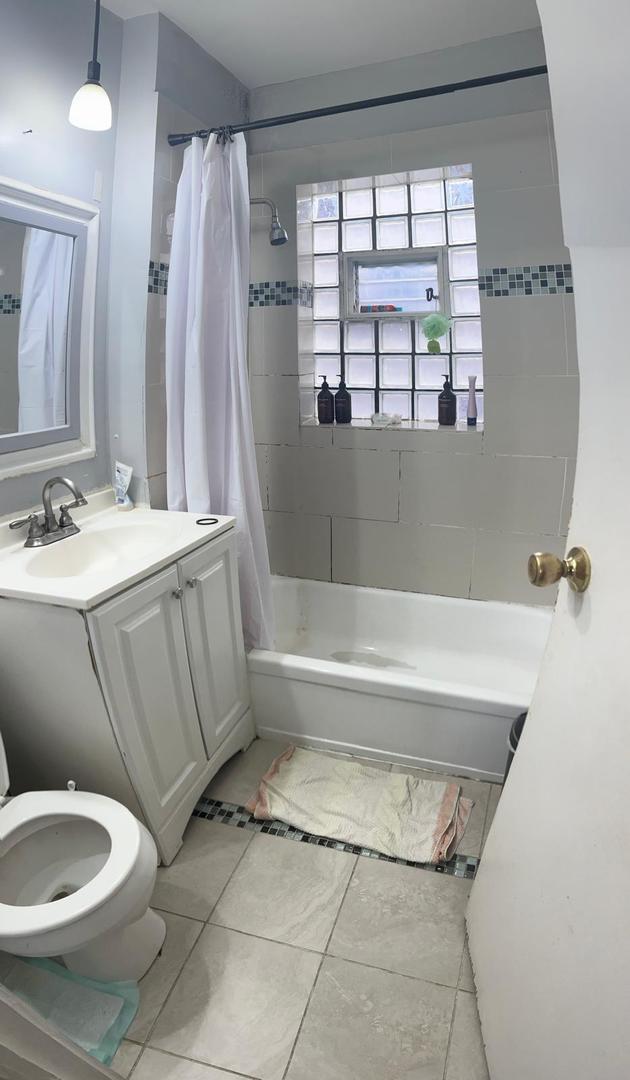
[0,732,166,982]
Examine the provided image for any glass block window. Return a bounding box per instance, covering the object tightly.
[307,164,483,421]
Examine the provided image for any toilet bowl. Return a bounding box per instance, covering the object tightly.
[0,737,166,982]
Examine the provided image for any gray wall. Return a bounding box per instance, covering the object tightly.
[247,36,578,607]
[248,29,549,153]
[0,0,122,515]
[0,221,24,435]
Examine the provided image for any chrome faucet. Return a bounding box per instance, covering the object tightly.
[10,477,88,548]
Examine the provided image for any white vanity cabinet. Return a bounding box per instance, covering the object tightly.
[0,519,254,864]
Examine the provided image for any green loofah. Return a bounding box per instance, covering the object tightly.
[427,339,441,354]
[421,313,452,341]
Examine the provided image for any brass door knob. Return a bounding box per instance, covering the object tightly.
[527,547,591,593]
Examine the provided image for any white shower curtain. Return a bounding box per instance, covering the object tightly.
[166,134,274,650]
[17,227,73,432]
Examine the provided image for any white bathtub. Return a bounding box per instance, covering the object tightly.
[248,577,552,783]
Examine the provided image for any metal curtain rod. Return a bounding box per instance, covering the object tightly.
[167,65,548,146]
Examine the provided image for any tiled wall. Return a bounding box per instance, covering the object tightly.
[249,110,579,606]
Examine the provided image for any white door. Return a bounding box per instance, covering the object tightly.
[88,566,207,832]
[467,4,630,1079]
[178,533,250,756]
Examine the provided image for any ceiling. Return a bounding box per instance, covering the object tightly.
[102,0,541,89]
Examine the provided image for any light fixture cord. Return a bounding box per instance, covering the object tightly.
[92,0,101,65]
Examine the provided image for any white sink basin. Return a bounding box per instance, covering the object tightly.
[25,521,186,578]
[0,494,235,609]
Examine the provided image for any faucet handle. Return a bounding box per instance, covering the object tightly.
[9,513,45,539]
[58,504,75,528]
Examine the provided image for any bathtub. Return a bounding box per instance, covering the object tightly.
[248,577,552,783]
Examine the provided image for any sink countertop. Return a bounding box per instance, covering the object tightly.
[0,488,235,610]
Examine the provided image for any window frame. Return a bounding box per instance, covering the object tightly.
[341,247,449,322]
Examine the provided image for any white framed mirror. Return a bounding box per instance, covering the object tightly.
[0,177,99,471]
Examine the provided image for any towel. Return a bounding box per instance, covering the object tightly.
[246,746,473,864]
[2,956,139,1065]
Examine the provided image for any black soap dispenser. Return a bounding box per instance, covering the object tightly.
[317,375,334,424]
[438,373,456,426]
[334,376,352,424]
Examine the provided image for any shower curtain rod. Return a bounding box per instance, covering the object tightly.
[167,65,548,146]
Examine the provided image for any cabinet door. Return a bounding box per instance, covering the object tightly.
[178,532,250,757]
[88,566,207,831]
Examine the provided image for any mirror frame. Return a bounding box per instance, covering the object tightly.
[0,176,99,475]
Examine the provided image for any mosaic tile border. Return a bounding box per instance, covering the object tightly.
[249,280,313,308]
[479,263,573,296]
[193,795,479,879]
[148,260,169,295]
[148,261,313,307]
[0,294,21,315]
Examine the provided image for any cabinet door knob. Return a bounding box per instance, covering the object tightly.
[186,577,199,588]
[172,586,184,600]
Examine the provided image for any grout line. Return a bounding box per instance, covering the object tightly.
[129,1042,262,1080]
[138,918,208,1050]
[323,943,464,993]
[204,828,257,926]
[441,986,461,1080]
[323,855,359,953]
[281,953,326,1080]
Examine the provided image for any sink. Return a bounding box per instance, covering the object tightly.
[0,496,235,609]
[25,520,187,579]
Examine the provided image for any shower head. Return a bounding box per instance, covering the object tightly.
[269,214,289,246]
[250,197,289,246]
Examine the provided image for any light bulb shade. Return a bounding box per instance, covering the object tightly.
[69,80,112,131]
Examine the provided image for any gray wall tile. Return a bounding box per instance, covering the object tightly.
[250,375,300,445]
[265,511,331,581]
[471,530,566,606]
[483,376,579,457]
[333,518,475,597]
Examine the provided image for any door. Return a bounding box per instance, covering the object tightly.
[88,566,207,832]
[178,533,250,757]
[467,4,630,1079]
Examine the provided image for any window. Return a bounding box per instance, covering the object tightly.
[306,165,483,423]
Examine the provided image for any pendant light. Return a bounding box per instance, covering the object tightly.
[69,0,112,131]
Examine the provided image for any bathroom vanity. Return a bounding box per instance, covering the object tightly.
[0,492,254,863]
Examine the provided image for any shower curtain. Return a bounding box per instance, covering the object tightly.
[166,134,274,650]
[17,228,73,433]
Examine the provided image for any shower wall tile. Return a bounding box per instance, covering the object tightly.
[268,446,400,522]
[259,306,299,375]
[483,375,579,457]
[256,445,269,510]
[475,185,569,268]
[481,295,573,377]
[248,307,265,374]
[333,518,475,597]
[264,511,331,581]
[471,530,566,606]
[251,375,300,445]
[146,383,167,477]
[332,424,483,453]
[148,472,167,510]
[560,458,577,535]
[400,452,566,535]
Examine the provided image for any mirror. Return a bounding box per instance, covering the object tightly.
[0,177,97,465]
[0,218,74,437]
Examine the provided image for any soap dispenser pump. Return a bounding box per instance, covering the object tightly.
[317,375,334,424]
[438,373,456,426]
[334,376,352,424]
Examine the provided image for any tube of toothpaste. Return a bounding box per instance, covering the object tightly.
[114,461,134,511]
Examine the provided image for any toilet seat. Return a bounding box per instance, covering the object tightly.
[0,789,142,939]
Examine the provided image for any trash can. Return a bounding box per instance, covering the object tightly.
[504,711,527,784]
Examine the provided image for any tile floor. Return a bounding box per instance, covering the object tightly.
[114,739,500,1080]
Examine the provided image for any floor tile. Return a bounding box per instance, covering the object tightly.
[133,1047,249,1079]
[459,940,475,992]
[127,912,203,1043]
[111,1040,142,1077]
[211,832,356,950]
[445,991,489,1080]
[286,956,455,1080]
[204,738,288,806]
[391,764,490,857]
[482,783,502,847]
[149,924,321,1080]
[328,857,469,987]
[152,818,252,920]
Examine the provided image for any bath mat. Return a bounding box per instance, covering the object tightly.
[2,955,139,1065]
[246,746,473,864]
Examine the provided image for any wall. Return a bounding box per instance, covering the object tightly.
[248,97,578,605]
[468,3,630,1077]
[0,0,122,515]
